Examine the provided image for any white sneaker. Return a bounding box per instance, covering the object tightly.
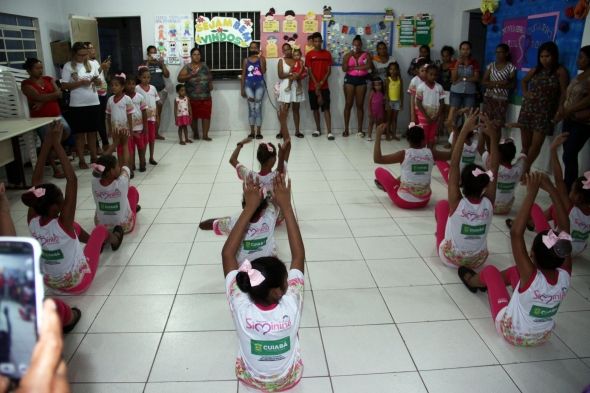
[327,133,335,140]
[367,137,373,142]
[312,131,320,137]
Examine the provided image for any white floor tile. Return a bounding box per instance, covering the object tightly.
[90,295,174,333]
[356,236,418,260]
[81,266,125,295]
[398,320,497,370]
[54,295,108,333]
[331,373,427,393]
[307,260,375,290]
[187,241,225,264]
[421,366,519,393]
[63,333,84,362]
[166,293,234,331]
[322,325,415,375]
[129,242,192,265]
[69,333,161,382]
[71,384,145,393]
[367,258,439,287]
[298,328,329,377]
[504,359,590,393]
[154,207,204,224]
[314,288,392,326]
[142,223,197,243]
[299,220,353,239]
[444,283,491,318]
[554,311,590,357]
[339,203,390,219]
[111,266,184,295]
[395,216,438,236]
[347,218,403,237]
[295,204,344,221]
[178,265,225,294]
[145,381,237,393]
[100,242,140,266]
[571,275,590,300]
[303,238,363,262]
[381,286,464,323]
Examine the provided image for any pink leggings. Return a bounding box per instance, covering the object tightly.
[54,298,73,327]
[127,186,140,233]
[60,224,109,295]
[530,203,555,233]
[479,265,520,320]
[435,161,450,185]
[435,200,450,250]
[374,167,429,209]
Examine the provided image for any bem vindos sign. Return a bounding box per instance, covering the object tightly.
[195,16,253,47]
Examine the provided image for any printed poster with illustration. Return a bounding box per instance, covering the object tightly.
[155,15,194,65]
[259,12,322,58]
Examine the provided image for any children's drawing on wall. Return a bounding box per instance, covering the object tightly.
[260,10,322,58]
[155,15,194,65]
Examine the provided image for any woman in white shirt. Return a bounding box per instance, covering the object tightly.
[61,42,102,169]
[222,175,305,392]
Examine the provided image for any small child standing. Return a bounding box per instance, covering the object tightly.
[407,58,428,124]
[385,62,403,141]
[124,76,148,172]
[136,67,160,165]
[366,78,385,142]
[415,64,445,147]
[175,84,192,145]
[91,155,141,234]
[105,73,134,172]
[285,48,305,94]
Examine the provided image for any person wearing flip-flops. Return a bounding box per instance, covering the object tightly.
[306,32,334,141]
[434,110,499,269]
[241,41,267,140]
[22,121,124,300]
[458,172,573,347]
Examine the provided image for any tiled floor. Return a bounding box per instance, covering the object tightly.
[6,131,590,393]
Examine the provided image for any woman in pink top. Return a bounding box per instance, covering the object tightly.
[342,35,372,137]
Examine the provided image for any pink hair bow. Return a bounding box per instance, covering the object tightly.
[27,186,45,198]
[472,168,494,182]
[91,163,105,173]
[408,122,417,128]
[265,143,275,153]
[499,137,513,145]
[115,72,126,80]
[238,259,265,287]
[542,230,572,250]
[582,171,590,190]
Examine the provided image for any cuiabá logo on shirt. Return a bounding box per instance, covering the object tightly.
[571,229,590,241]
[251,336,291,356]
[42,249,64,261]
[461,156,476,164]
[243,237,267,251]
[497,182,515,192]
[99,202,120,212]
[460,224,486,236]
[529,303,560,319]
[411,164,429,174]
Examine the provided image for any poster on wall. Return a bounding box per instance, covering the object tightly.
[155,15,194,65]
[194,15,254,48]
[324,12,395,66]
[397,14,433,47]
[259,11,323,58]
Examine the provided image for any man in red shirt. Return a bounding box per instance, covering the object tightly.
[305,32,334,140]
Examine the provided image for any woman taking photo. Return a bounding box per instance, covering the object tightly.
[518,41,569,174]
[277,43,305,140]
[342,35,372,137]
[241,41,266,139]
[21,58,71,178]
[60,41,101,169]
[178,47,214,141]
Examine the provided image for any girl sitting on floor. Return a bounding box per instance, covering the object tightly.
[436,127,478,184]
[459,172,573,347]
[435,109,499,269]
[222,174,305,392]
[374,123,451,209]
[91,155,141,234]
[23,122,124,298]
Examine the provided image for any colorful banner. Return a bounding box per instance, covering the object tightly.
[501,18,527,69]
[523,12,559,71]
[155,15,193,65]
[259,12,322,58]
[194,15,254,48]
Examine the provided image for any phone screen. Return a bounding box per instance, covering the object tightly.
[0,239,40,380]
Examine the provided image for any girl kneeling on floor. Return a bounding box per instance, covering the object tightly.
[91,155,141,234]
[23,122,124,299]
[459,172,573,346]
[435,109,499,269]
[222,175,305,392]
[374,123,451,209]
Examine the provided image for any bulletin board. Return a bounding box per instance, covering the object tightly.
[323,12,395,66]
[398,14,434,47]
[154,15,194,65]
[259,12,323,58]
[484,0,586,102]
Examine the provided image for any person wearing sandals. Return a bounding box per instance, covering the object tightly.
[222,174,305,392]
[22,122,124,298]
[91,155,141,235]
[21,58,71,179]
[435,110,499,269]
[459,172,573,347]
[306,32,334,140]
[277,43,305,139]
[241,41,266,140]
[342,35,372,138]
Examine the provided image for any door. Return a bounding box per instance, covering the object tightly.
[69,15,102,61]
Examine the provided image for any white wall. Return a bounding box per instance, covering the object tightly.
[56,0,467,134]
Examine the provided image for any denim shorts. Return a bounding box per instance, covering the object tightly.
[449,92,476,108]
[388,100,401,111]
[36,116,71,140]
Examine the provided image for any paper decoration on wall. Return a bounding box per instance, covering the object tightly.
[384,8,395,22]
[325,12,394,65]
[263,8,279,32]
[303,12,319,33]
[155,16,194,65]
[194,15,253,47]
[323,6,333,21]
[397,14,433,47]
[260,12,322,57]
[573,0,589,19]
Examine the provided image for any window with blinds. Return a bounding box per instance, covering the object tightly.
[192,11,260,80]
[0,13,42,71]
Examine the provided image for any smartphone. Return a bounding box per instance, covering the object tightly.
[0,237,44,380]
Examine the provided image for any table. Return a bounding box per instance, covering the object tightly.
[0,117,58,188]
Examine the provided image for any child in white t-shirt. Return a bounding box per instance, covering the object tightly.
[105,74,134,172]
[124,75,148,172]
[136,67,160,166]
[407,59,428,124]
[415,64,445,147]
[91,155,141,234]
[222,174,305,392]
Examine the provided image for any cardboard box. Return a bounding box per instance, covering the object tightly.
[50,41,71,65]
